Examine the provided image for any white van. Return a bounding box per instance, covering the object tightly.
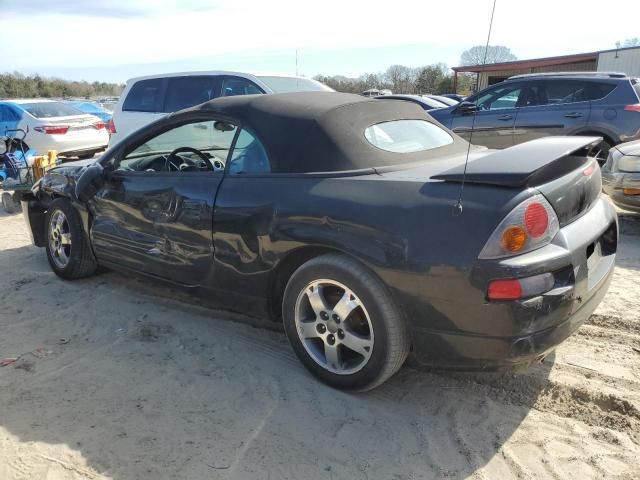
[108,71,333,146]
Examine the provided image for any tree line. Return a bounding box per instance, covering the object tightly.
[0,72,125,99]
[315,45,518,95]
[315,64,475,96]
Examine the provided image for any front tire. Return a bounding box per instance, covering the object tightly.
[282,254,410,391]
[45,198,97,279]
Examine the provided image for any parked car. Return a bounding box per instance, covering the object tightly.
[66,100,113,124]
[0,99,108,159]
[429,73,640,158]
[441,93,466,103]
[602,139,640,212]
[375,94,449,110]
[108,71,333,145]
[22,92,617,390]
[423,94,459,106]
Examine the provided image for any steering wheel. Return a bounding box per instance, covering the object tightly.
[167,147,214,171]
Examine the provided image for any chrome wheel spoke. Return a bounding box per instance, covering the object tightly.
[299,321,321,339]
[341,329,372,358]
[332,290,359,321]
[324,342,341,369]
[305,284,330,317]
[59,233,71,245]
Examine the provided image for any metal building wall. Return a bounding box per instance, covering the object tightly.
[597,48,640,77]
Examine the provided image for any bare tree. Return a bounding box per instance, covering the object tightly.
[619,38,640,47]
[459,45,517,66]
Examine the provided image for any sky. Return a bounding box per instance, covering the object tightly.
[0,0,638,84]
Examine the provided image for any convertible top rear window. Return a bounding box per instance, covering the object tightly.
[364,120,453,154]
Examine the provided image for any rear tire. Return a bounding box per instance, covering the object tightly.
[282,253,410,391]
[45,198,97,280]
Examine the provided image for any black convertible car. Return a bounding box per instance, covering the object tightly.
[22,92,617,390]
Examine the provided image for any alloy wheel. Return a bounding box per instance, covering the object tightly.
[294,279,374,375]
[48,210,72,269]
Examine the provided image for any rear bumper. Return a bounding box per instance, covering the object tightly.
[410,196,618,369]
[28,130,108,157]
[602,170,640,213]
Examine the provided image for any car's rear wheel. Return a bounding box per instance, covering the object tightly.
[282,254,410,391]
[45,198,97,279]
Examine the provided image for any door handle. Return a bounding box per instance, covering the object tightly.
[193,124,208,130]
[564,112,583,118]
[497,115,513,121]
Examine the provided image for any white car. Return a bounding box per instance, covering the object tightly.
[0,99,109,159]
[108,71,333,146]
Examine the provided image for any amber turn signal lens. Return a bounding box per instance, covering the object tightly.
[623,188,640,196]
[500,226,527,252]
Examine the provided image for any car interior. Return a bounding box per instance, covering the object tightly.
[115,119,270,174]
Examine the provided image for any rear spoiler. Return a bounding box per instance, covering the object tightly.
[431,136,602,188]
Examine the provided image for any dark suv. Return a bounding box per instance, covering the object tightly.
[430,73,640,158]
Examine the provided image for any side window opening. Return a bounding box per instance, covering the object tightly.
[228,129,270,174]
[123,78,164,112]
[115,119,237,173]
[588,82,616,101]
[543,80,590,105]
[476,84,522,111]
[221,77,263,97]
[164,76,221,112]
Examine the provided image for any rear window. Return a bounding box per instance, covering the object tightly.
[588,82,617,101]
[257,76,334,93]
[364,120,453,153]
[164,76,220,112]
[20,102,83,118]
[123,78,164,112]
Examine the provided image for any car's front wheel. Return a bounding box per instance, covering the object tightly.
[45,198,98,279]
[282,254,410,391]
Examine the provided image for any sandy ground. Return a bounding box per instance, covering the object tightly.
[0,207,639,480]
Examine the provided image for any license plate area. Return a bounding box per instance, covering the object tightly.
[586,222,617,291]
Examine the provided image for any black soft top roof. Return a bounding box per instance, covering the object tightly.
[192,92,466,173]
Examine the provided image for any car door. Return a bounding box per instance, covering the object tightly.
[0,104,21,136]
[513,79,590,144]
[450,82,524,149]
[89,115,238,286]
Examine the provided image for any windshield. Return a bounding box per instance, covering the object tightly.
[21,102,84,118]
[364,119,453,153]
[257,76,334,93]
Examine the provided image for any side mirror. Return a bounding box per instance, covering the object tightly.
[75,163,105,203]
[454,101,479,115]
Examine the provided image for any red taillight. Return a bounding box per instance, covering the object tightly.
[488,279,522,300]
[93,121,105,130]
[107,118,116,134]
[524,202,549,238]
[34,125,69,135]
[624,104,640,112]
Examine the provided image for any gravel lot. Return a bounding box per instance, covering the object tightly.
[0,206,638,480]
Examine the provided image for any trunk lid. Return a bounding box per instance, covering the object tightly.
[431,136,603,226]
